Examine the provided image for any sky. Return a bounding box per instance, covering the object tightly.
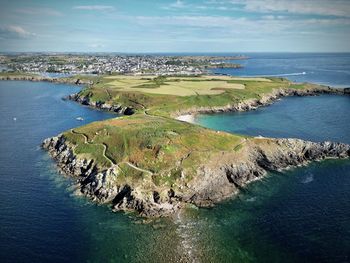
[0,0,350,52]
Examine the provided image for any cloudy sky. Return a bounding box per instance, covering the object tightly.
[0,0,350,52]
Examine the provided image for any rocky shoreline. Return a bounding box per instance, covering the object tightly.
[32,76,350,217]
[173,86,350,118]
[0,75,92,85]
[67,93,135,115]
[68,84,350,118]
[42,135,350,217]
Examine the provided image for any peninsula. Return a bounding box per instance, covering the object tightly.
[2,71,345,216]
[27,73,348,217]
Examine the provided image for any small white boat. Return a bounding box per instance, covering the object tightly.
[13,117,17,121]
[76,117,84,121]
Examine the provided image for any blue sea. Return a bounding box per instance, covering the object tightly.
[0,53,349,262]
[211,52,350,88]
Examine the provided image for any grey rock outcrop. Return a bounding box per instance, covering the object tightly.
[186,139,350,206]
[173,86,348,117]
[43,135,350,217]
[0,75,93,85]
[68,94,135,115]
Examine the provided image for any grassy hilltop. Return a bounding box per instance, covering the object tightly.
[64,114,245,192]
[74,74,311,116]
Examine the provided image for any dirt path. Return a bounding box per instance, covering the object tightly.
[70,129,153,174]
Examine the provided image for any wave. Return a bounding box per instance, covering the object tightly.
[240,72,308,78]
[246,197,257,202]
[302,173,314,184]
[259,72,307,77]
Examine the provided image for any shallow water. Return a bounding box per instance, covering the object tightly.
[195,95,350,143]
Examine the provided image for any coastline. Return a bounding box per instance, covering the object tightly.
[0,74,93,86]
[3,74,350,217]
[171,86,349,120]
[43,133,350,217]
[175,114,196,123]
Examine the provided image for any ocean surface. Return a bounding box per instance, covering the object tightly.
[211,52,350,88]
[0,53,349,262]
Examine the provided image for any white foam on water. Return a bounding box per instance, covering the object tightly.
[302,173,314,184]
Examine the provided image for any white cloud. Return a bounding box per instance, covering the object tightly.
[238,0,350,17]
[73,5,115,11]
[0,25,36,39]
[169,0,186,9]
[162,0,210,10]
[16,7,62,16]
[88,43,105,48]
[133,15,350,36]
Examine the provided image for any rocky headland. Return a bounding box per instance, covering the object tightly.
[68,83,350,118]
[43,134,350,217]
[0,74,93,85]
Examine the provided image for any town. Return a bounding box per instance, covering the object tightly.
[0,53,245,76]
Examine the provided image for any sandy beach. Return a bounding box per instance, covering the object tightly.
[175,114,196,123]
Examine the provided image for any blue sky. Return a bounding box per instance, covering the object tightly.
[0,0,350,52]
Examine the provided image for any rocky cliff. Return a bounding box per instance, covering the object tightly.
[0,75,92,85]
[68,93,135,115]
[43,135,350,217]
[69,84,348,118]
[173,86,348,117]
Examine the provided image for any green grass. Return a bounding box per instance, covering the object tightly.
[62,114,244,189]
[73,74,318,117]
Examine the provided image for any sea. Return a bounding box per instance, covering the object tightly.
[0,53,349,262]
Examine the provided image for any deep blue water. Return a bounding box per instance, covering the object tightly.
[211,53,350,88]
[0,81,158,263]
[0,53,350,262]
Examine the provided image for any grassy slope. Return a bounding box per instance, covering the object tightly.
[75,75,310,117]
[64,114,245,191]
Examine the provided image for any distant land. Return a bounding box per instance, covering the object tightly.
[0,54,246,76]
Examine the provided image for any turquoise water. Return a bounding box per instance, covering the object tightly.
[1,54,350,262]
[195,95,350,143]
[194,95,350,262]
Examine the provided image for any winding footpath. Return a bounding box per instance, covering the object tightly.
[71,129,153,175]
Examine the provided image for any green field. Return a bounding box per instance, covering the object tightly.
[64,114,245,190]
[75,74,313,117]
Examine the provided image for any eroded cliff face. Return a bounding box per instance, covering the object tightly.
[186,139,350,206]
[68,93,135,115]
[43,135,350,217]
[172,86,347,117]
[0,75,92,85]
[42,136,180,217]
[69,85,348,118]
